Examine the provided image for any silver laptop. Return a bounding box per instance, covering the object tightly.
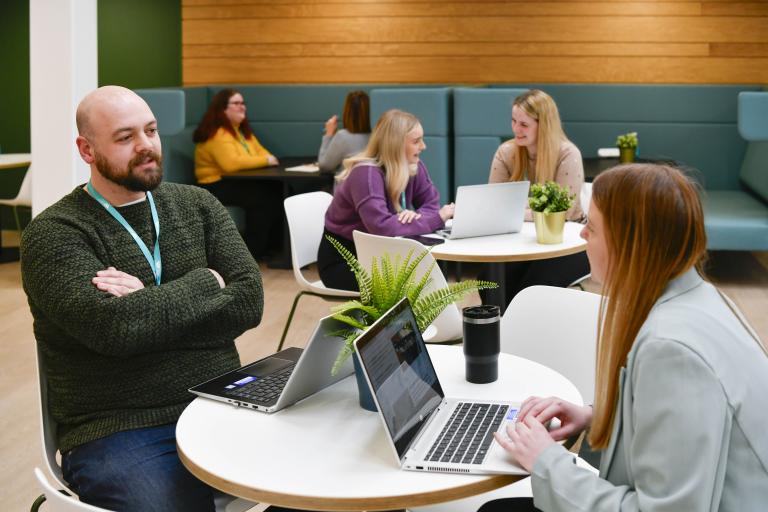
[190,316,353,413]
[354,298,526,475]
[438,181,530,239]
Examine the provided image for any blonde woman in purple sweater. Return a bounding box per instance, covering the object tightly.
[318,109,455,291]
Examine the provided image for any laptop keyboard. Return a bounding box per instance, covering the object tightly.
[425,403,507,465]
[226,364,295,403]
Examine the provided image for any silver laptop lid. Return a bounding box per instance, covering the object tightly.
[353,298,445,462]
[450,181,530,239]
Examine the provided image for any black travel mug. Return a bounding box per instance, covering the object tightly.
[462,305,500,384]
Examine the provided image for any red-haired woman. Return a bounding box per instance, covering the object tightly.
[484,164,768,511]
[194,89,281,258]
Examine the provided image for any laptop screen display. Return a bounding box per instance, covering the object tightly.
[356,299,444,458]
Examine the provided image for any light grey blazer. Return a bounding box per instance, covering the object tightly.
[531,268,768,511]
[317,129,370,173]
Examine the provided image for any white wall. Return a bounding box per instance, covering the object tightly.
[29,0,97,216]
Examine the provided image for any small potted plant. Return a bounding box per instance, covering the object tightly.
[615,131,638,163]
[325,236,496,410]
[529,181,575,244]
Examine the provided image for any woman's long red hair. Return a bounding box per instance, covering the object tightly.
[193,89,254,143]
[588,164,707,448]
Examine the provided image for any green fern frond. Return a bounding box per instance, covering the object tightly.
[325,235,372,303]
[406,261,436,304]
[330,300,381,321]
[330,329,361,376]
[413,280,498,331]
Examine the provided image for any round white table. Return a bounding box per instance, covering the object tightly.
[0,153,31,170]
[177,345,583,511]
[430,222,587,311]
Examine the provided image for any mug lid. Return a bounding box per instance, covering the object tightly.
[463,305,500,320]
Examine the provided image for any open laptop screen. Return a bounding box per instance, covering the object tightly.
[355,299,444,458]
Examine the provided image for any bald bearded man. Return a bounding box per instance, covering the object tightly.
[21,86,264,511]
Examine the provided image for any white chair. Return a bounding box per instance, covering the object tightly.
[502,285,601,404]
[567,182,593,289]
[34,345,257,512]
[411,285,601,512]
[0,166,32,233]
[580,181,593,214]
[353,230,462,343]
[32,468,111,511]
[279,192,359,351]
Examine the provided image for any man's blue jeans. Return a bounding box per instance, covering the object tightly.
[62,423,215,512]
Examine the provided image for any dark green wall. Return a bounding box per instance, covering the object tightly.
[0,1,31,155]
[0,0,180,224]
[98,0,181,89]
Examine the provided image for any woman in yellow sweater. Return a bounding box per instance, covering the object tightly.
[193,89,281,258]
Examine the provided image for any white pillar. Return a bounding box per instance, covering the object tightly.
[29,0,97,216]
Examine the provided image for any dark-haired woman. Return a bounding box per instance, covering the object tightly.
[194,89,281,259]
[318,91,371,174]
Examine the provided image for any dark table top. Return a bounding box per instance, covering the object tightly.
[583,156,678,182]
[223,157,332,182]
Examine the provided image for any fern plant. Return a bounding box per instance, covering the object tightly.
[326,235,497,375]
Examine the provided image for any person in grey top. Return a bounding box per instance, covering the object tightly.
[485,164,768,512]
[318,90,371,173]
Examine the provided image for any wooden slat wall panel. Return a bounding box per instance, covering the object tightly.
[181,1,768,84]
[185,42,711,58]
[184,3,704,18]
[184,56,768,84]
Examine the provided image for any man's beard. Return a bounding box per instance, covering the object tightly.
[94,150,164,192]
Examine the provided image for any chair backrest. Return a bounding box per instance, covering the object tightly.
[34,468,112,511]
[284,191,334,289]
[16,165,32,204]
[352,231,462,342]
[580,182,592,214]
[501,286,601,403]
[36,344,69,490]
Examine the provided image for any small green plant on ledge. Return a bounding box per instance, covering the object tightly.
[615,131,638,149]
[325,235,497,375]
[529,181,575,214]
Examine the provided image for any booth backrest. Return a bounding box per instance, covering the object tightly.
[370,88,452,200]
[738,92,768,202]
[453,87,528,189]
[455,84,762,190]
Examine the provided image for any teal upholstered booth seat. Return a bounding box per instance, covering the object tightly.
[455,84,767,250]
[135,87,246,232]
[453,87,528,189]
[702,92,768,250]
[138,85,423,186]
[370,88,452,200]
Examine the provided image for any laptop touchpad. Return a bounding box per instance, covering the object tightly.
[241,357,294,377]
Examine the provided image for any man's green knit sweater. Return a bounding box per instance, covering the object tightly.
[21,182,264,453]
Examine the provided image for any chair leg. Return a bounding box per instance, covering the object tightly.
[30,494,46,512]
[13,206,22,234]
[277,291,308,352]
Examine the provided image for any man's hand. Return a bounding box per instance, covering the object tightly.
[397,209,422,224]
[92,267,145,297]
[208,268,225,289]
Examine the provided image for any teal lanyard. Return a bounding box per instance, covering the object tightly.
[237,130,251,154]
[400,191,407,210]
[87,182,162,286]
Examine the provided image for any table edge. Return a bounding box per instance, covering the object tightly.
[431,242,586,263]
[178,442,520,511]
